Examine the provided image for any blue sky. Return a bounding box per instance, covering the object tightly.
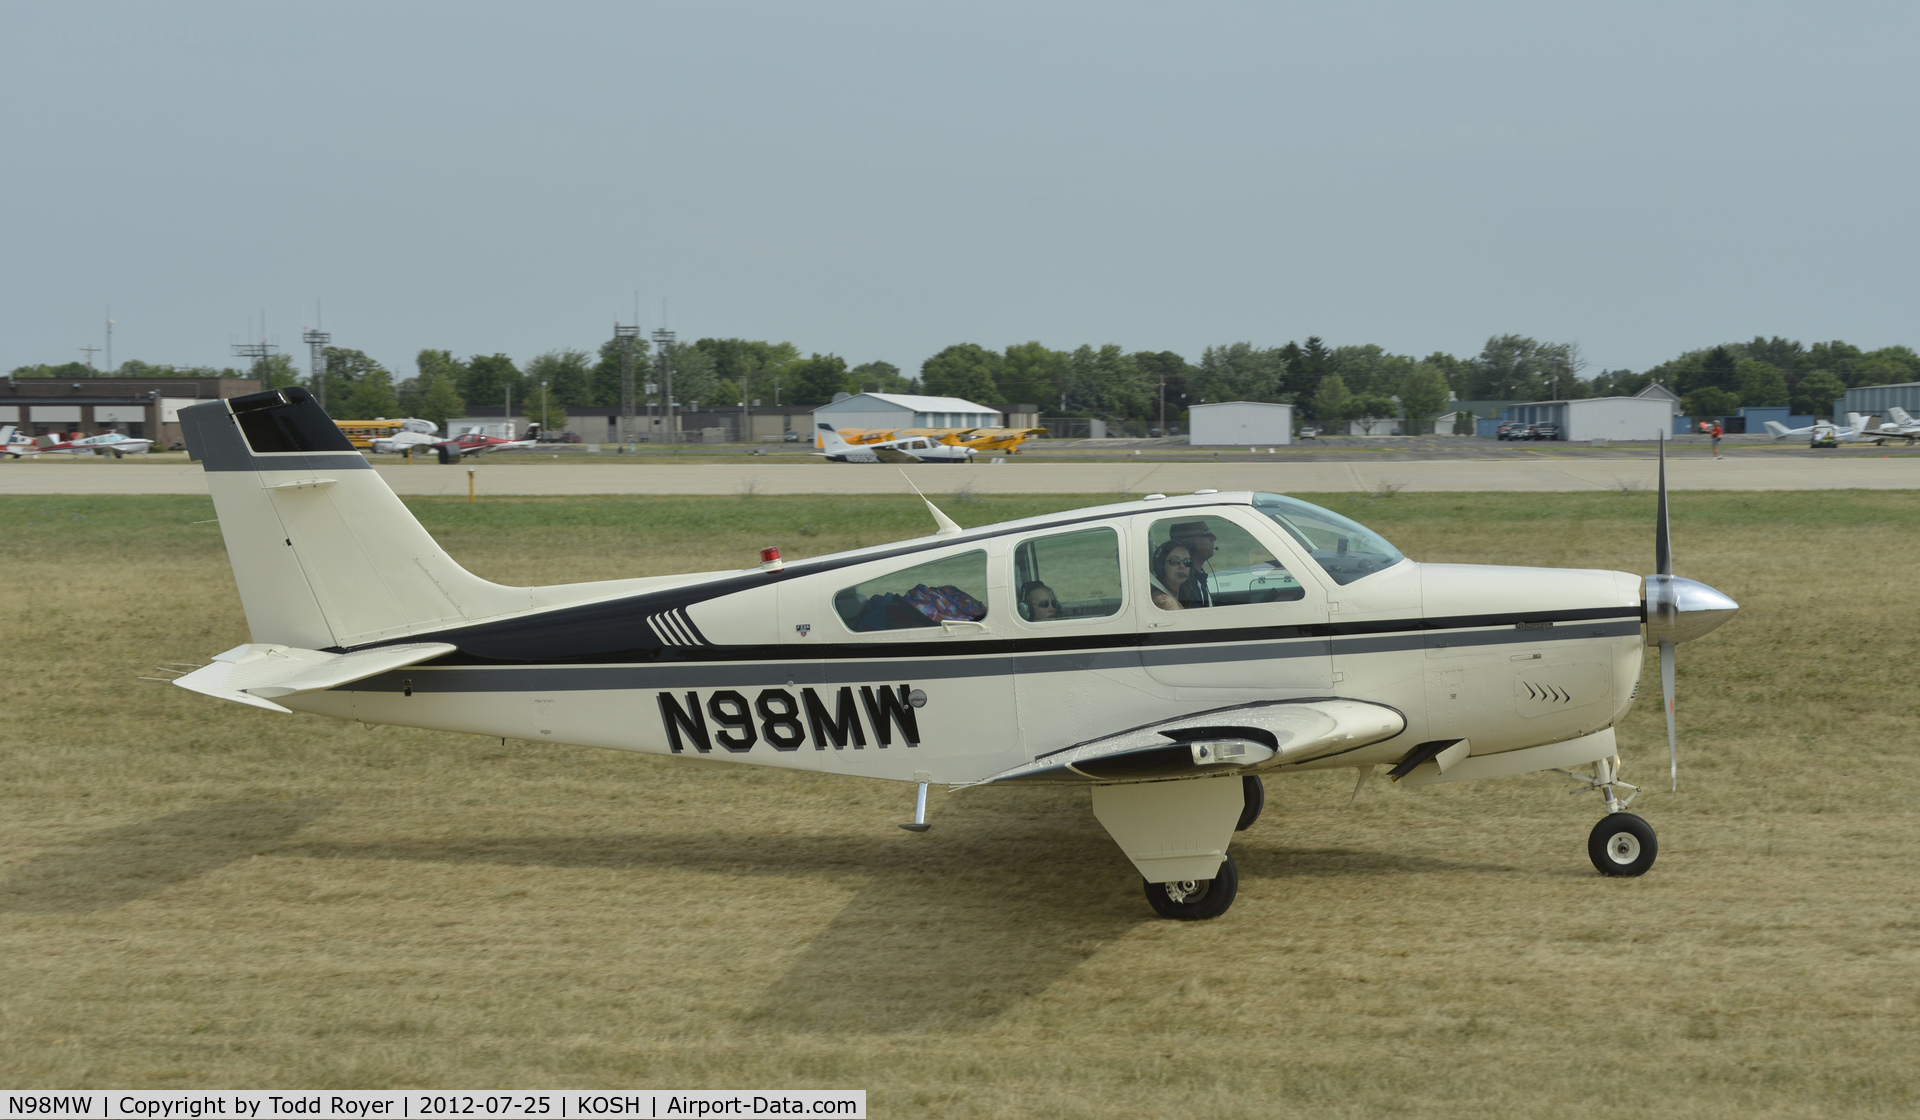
[4,1,1915,377]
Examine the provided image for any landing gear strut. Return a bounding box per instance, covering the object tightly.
[1144,853,1238,920]
[1557,754,1659,877]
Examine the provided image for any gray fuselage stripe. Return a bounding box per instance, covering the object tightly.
[345,620,1639,694]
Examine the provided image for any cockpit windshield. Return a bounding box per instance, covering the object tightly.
[1251,493,1405,585]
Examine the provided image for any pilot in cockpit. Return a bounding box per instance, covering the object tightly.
[1019,580,1060,621]
[1168,520,1216,608]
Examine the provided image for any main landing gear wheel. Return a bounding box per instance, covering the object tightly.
[1236,775,1265,831]
[1144,853,1238,920]
[1588,813,1658,877]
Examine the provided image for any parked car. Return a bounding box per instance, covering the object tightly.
[1496,421,1522,440]
[1529,423,1562,441]
[783,430,801,442]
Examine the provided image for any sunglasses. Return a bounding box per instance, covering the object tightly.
[1167,557,1193,567]
[1030,599,1057,609]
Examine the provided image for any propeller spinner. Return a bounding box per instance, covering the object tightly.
[1643,433,1739,789]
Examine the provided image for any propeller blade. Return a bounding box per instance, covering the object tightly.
[1655,429,1672,577]
[1660,638,1678,791]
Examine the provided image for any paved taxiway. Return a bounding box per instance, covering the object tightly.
[3,455,1915,495]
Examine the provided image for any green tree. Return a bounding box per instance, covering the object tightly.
[784,353,852,406]
[524,349,595,408]
[1132,351,1193,420]
[1686,346,1739,396]
[1792,370,1847,419]
[1465,335,1554,400]
[1062,344,1146,418]
[341,365,400,418]
[1287,336,1333,401]
[1328,344,1413,397]
[1396,363,1452,434]
[1312,373,1354,428]
[1849,346,1920,388]
[999,342,1069,404]
[920,344,1003,403]
[691,338,800,406]
[849,360,911,394]
[1736,360,1789,408]
[1805,340,1862,385]
[1350,392,1399,430]
[323,348,392,414]
[461,354,523,410]
[659,343,717,408]
[246,353,303,390]
[590,336,652,409]
[11,361,95,378]
[1682,386,1739,419]
[397,357,466,432]
[1193,342,1287,404]
[1421,351,1471,396]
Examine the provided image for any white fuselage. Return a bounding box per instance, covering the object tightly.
[280,496,1645,787]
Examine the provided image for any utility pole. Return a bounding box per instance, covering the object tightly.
[105,310,114,375]
[540,380,549,439]
[232,340,276,387]
[303,329,330,408]
[79,345,100,372]
[505,383,512,436]
[1159,376,1167,437]
[652,327,676,439]
[614,322,641,444]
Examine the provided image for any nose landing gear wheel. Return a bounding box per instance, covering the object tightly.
[1588,813,1657,876]
[1143,853,1238,920]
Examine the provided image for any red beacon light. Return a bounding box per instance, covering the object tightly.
[759,546,784,572]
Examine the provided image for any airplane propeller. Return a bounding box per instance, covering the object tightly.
[1643,432,1740,790]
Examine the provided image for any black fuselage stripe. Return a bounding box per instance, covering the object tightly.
[345,620,1640,694]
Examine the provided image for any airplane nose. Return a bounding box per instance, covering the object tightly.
[1644,575,1739,645]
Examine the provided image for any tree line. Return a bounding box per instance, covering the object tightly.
[12,331,1910,432]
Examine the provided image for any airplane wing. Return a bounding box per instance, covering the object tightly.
[971,699,1406,785]
[872,446,924,463]
[172,642,457,713]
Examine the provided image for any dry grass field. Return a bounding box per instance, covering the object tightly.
[2,490,1917,1117]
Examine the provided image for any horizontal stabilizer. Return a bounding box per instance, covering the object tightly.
[172,641,456,711]
[977,699,1405,784]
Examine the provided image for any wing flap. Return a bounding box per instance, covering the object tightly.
[173,641,456,709]
[977,699,1405,785]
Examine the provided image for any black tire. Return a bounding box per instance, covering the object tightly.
[1588,813,1657,877]
[1236,775,1265,831]
[1143,853,1238,920]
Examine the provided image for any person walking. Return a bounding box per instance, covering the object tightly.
[1711,420,1724,460]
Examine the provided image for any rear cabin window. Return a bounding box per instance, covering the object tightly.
[835,550,989,632]
[1147,514,1305,611]
[1014,527,1123,622]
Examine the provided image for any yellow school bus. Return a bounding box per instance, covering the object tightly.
[332,419,420,449]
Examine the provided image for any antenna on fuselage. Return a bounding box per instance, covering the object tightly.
[898,470,963,538]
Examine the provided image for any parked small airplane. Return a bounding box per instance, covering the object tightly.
[433,423,539,462]
[369,419,442,455]
[1764,416,1887,446]
[172,388,1737,920]
[1,425,37,458]
[838,426,1049,454]
[1863,406,1920,444]
[816,424,976,464]
[31,430,154,457]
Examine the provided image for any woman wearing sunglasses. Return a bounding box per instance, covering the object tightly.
[1149,540,1193,612]
[1019,580,1060,621]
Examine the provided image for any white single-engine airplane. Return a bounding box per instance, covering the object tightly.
[172,389,1738,919]
[1,425,37,458]
[816,423,977,464]
[31,430,154,457]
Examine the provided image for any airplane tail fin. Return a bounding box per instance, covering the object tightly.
[1849,412,1878,431]
[1889,406,1913,427]
[180,388,532,651]
[1763,421,1790,438]
[816,423,854,452]
[0,425,12,446]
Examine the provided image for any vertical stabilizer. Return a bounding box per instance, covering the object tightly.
[181,389,532,650]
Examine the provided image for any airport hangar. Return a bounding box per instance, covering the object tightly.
[1497,395,1676,441]
[1,375,261,446]
[1189,401,1294,446]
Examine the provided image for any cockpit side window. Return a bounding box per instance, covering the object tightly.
[1013,528,1122,622]
[834,550,989,632]
[1147,515,1306,610]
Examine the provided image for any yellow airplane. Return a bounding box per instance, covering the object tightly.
[833,426,1049,453]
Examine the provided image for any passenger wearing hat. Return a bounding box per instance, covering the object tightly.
[1168,520,1215,608]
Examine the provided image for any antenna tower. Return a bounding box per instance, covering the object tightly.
[614,322,642,443]
[303,329,331,409]
[652,328,676,439]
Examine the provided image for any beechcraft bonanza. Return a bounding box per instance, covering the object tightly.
[28,429,154,457]
[1,426,36,458]
[815,424,976,464]
[432,423,540,462]
[171,387,1738,920]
